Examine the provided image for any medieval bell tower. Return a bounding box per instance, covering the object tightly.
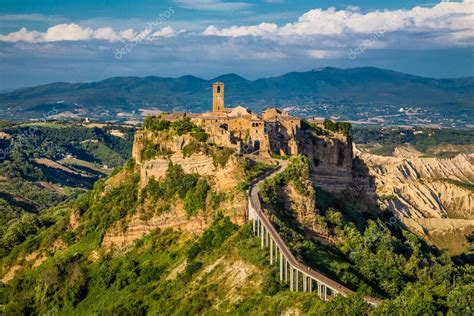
[212,82,225,113]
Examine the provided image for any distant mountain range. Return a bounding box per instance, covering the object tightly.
[1,67,473,126]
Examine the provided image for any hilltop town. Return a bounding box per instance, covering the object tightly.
[133,82,356,194]
[1,82,473,315]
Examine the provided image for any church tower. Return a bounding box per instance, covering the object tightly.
[212,82,225,113]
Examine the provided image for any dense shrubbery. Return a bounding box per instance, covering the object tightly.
[324,119,352,136]
[259,155,314,205]
[186,214,237,261]
[183,179,209,217]
[351,126,474,156]
[259,155,473,313]
[0,213,43,257]
[80,171,140,235]
[143,116,171,132]
[143,116,205,137]
[237,160,275,191]
[140,139,173,161]
[181,140,235,168]
[141,163,211,218]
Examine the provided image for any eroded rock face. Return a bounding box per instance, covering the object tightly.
[356,148,474,219]
[140,153,244,192]
[282,182,317,228]
[102,132,248,250]
[299,134,354,192]
[356,147,474,254]
[102,192,247,250]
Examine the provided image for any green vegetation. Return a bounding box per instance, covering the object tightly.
[0,206,378,315]
[142,116,234,167]
[237,160,275,191]
[140,139,173,161]
[80,172,140,235]
[352,127,474,157]
[324,119,352,136]
[0,121,115,257]
[258,155,473,314]
[1,119,473,314]
[302,119,351,137]
[141,163,211,218]
[143,116,204,136]
[181,139,235,168]
[444,179,474,192]
[259,155,314,205]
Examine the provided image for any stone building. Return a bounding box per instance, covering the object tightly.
[180,82,302,156]
[136,81,355,192]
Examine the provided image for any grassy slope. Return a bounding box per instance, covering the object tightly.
[1,127,473,314]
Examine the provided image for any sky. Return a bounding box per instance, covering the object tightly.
[0,0,473,90]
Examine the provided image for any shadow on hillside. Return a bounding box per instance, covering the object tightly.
[349,156,441,257]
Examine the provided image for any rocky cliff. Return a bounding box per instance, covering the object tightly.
[355,146,474,254]
[300,133,354,193]
[101,131,248,250]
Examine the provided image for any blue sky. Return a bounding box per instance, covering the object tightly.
[1,0,473,90]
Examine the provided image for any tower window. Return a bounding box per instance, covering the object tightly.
[217,86,221,93]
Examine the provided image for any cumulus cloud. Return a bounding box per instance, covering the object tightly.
[2,0,473,47]
[149,26,184,39]
[0,23,182,43]
[203,22,278,37]
[203,0,474,46]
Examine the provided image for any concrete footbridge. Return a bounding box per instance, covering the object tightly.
[247,161,380,306]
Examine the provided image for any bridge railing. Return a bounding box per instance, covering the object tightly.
[247,164,380,306]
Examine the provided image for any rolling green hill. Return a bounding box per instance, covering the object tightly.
[0,123,472,315]
[1,67,472,126]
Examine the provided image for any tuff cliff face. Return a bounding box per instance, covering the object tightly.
[356,148,474,219]
[355,146,474,254]
[299,133,354,193]
[102,130,248,250]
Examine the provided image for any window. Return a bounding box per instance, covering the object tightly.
[217,86,221,93]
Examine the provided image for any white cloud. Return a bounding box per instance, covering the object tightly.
[203,0,474,46]
[175,0,251,11]
[43,23,94,42]
[0,24,182,43]
[92,27,121,42]
[149,26,185,39]
[0,27,43,43]
[203,22,278,37]
[306,50,338,59]
[1,0,472,53]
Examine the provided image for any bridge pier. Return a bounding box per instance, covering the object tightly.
[279,252,283,281]
[247,165,380,307]
[289,268,294,291]
[295,270,299,292]
[270,239,273,264]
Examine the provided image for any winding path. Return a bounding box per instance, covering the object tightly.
[247,160,380,306]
